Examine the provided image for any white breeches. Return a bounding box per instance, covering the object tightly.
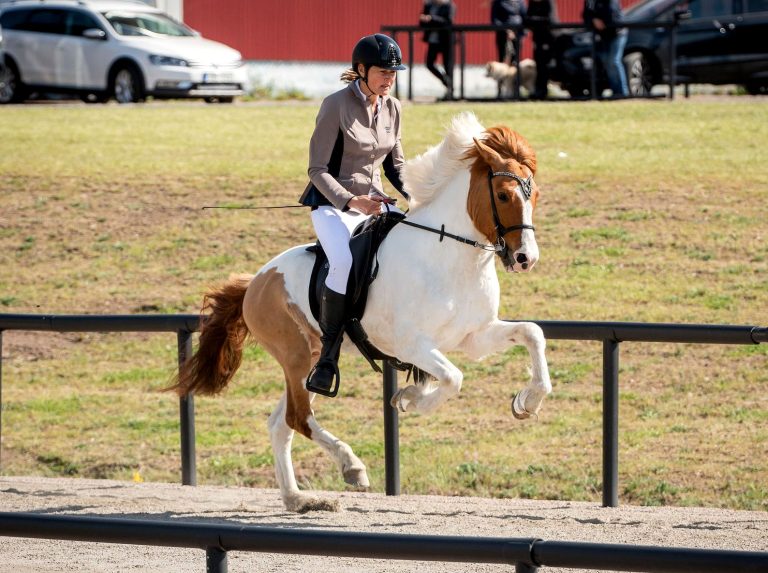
[311,203,403,294]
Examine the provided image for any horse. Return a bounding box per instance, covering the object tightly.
[171,112,552,513]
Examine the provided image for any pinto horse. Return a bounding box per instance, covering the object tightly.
[172,112,552,512]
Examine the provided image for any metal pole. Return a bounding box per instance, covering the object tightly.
[408,31,414,101]
[668,22,677,100]
[177,330,196,486]
[458,31,465,100]
[590,30,598,100]
[383,361,400,496]
[0,330,3,473]
[206,547,228,573]
[602,339,619,507]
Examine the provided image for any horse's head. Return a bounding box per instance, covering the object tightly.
[465,126,540,273]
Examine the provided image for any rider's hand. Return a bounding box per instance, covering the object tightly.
[347,195,384,216]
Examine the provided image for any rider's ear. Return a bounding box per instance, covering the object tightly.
[472,137,504,169]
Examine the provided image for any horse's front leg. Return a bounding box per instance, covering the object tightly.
[390,339,464,414]
[462,320,551,419]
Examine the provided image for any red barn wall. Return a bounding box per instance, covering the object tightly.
[184,0,636,64]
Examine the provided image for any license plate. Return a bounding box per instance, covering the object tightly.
[203,72,235,83]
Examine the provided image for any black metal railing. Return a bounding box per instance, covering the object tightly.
[0,512,765,573]
[0,314,765,507]
[381,21,679,101]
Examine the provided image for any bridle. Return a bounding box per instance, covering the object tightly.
[487,169,535,256]
[397,167,536,259]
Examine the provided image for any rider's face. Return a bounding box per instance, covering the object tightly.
[363,66,397,96]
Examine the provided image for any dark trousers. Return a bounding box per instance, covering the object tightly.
[426,40,453,90]
[532,36,553,98]
[495,31,518,64]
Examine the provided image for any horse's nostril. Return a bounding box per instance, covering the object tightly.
[516,253,528,264]
[521,262,529,270]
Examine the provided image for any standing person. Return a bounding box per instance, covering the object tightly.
[526,0,558,99]
[583,0,629,97]
[491,0,526,65]
[299,34,409,396]
[419,0,456,101]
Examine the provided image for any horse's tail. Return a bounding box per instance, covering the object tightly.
[170,274,253,397]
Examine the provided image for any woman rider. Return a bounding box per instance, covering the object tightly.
[299,34,409,396]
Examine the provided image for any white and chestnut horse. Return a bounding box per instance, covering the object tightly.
[172,112,552,512]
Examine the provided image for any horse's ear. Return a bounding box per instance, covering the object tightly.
[472,137,503,169]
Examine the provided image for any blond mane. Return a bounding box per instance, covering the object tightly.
[402,112,486,210]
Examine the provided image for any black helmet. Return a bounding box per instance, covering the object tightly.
[352,34,407,74]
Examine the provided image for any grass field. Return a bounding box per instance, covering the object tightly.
[0,97,766,510]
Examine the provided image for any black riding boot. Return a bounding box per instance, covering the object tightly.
[306,287,346,397]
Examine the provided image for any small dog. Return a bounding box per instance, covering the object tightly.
[485,59,537,97]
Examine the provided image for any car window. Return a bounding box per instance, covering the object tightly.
[102,10,194,37]
[742,0,768,12]
[19,8,68,35]
[65,9,102,36]
[0,8,31,30]
[685,0,735,17]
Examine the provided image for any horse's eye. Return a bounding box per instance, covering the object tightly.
[497,192,510,203]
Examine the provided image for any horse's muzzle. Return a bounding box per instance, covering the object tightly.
[502,248,538,273]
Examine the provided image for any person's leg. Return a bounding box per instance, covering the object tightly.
[533,42,549,98]
[495,31,507,63]
[607,34,628,96]
[441,38,454,97]
[426,43,445,85]
[306,206,365,395]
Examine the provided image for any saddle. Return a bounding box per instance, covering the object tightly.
[307,210,425,379]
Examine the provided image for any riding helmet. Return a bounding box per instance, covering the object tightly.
[352,34,407,75]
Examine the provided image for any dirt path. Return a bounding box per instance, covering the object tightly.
[0,476,766,573]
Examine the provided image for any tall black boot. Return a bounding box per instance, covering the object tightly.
[306,287,346,397]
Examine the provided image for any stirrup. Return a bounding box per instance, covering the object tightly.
[305,362,341,398]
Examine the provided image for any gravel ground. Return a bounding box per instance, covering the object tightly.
[0,476,766,573]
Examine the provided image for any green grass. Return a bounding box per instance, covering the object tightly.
[0,98,767,510]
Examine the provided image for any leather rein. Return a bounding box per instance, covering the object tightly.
[398,169,535,256]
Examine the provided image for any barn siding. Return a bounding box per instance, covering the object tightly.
[183,0,636,64]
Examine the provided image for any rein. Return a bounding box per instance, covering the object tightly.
[398,169,536,256]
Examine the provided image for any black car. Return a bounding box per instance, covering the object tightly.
[552,0,768,97]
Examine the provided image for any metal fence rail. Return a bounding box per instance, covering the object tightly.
[0,314,765,507]
[1,512,766,573]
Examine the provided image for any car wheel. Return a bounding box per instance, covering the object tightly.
[81,92,109,104]
[111,64,144,104]
[744,81,767,95]
[624,52,653,97]
[0,61,27,104]
[204,96,235,104]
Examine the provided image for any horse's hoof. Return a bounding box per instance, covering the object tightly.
[343,467,370,490]
[390,390,408,412]
[511,392,538,420]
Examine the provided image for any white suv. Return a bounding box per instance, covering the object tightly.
[0,0,248,104]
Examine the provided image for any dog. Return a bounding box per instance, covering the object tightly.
[485,59,537,98]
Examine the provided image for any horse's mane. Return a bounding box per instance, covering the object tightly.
[403,112,536,209]
[402,112,486,209]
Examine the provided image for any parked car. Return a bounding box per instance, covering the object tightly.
[552,0,768,97]
[0,0,248,104]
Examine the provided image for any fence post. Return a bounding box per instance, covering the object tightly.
[602,339,619,507]
[0,330,3,472]
[206,547,228,573]
[590,30,598,100]
[177,330,197,486]
[383,361,400,496]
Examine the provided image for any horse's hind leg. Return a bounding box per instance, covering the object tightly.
[462,320,552,419]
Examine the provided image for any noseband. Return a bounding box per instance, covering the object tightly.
[487,169,535,257]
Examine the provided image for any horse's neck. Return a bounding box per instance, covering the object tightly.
[403,170,497,272]
[407,171,482,242]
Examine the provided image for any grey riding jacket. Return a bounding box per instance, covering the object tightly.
[299,81,407,210]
